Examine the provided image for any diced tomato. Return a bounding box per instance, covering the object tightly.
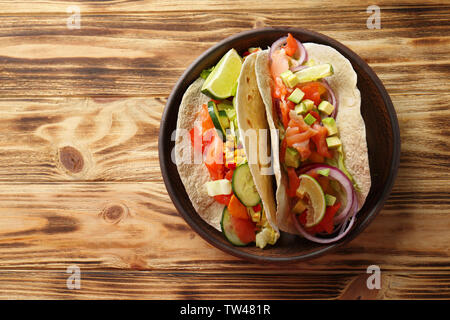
[252,203,262,212]
[279,138,287,164]
[284,33,298,57]
[204,131,225,180]
[200,104,215,133]
[314,202,341,234]
[296,82,327,106]
[306,170,319,180]
[231,215,256,243]
[299,202,341,235]
[311,124,332,159]
[287,167,300,198]
[225,168,235,181]
[214,194,232,205]
[298,210,308,225]
[309,150,324,163]
[189,125,203,156]
[243,51,250,57]
[317,176,330,192]
[228,195,249,220]
[226,162,236,170]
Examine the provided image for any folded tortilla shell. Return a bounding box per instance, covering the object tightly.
[255,44,371,234]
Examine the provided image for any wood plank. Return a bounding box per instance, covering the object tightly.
[0,1,446,14]
[0,9,448,97]
[0,269,448,299]
[0,97,163,182]
[0,182,448,272]
[0,94,448,184]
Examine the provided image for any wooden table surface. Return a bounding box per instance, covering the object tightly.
[0,0,448,300]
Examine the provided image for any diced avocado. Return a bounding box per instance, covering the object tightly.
[295,103,307,115]
[280,70,299,88]
[322,117,338,136]
[304,113,317,126]
[292,199,307,214]
[280,70,293,84]
[318,100,335,116]
[218,110,230,129]
[295,99,315,115]
[287,74,300,87]
[295,63,334,83]
[224,107,236,120]
[288,88,305,104]
[217,100,233,111]
[325,194,337,206]
[285,147,300,168]
[326,136,342,149]
[317,168,330,177]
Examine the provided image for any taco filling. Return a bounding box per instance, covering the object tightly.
[259,33,370,243]
[181,48,279,249]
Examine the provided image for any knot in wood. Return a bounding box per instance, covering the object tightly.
[59,146,84,173]
[100,203,129,224]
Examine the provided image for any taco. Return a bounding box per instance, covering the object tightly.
[255,34,371,243]
[175,48,279,249]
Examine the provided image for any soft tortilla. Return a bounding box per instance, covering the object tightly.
[255,44,371,235]
[175,78,224,231]
[175,53,279,235]
[235,52,279,235]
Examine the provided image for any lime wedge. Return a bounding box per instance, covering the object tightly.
[201,49,242,100]
[296,174,326,228]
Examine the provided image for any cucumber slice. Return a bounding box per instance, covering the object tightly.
[218,110,230,130]
[207,100,226,141]
[220,207,247,246]
[232,163,261,207]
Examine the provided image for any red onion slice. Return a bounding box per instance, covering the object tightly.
[293,39,308,66]
[292,212,356,244]
[290,64,308,73]
[269,36,287,65]
[269,36,308,68]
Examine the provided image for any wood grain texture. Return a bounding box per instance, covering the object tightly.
[0,1,446,14]
[0,7,448,97]
[0,0,449,299]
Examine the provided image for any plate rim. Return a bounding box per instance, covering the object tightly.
[158,27,401,263]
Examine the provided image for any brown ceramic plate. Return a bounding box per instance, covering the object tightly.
[158,27,400,263]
